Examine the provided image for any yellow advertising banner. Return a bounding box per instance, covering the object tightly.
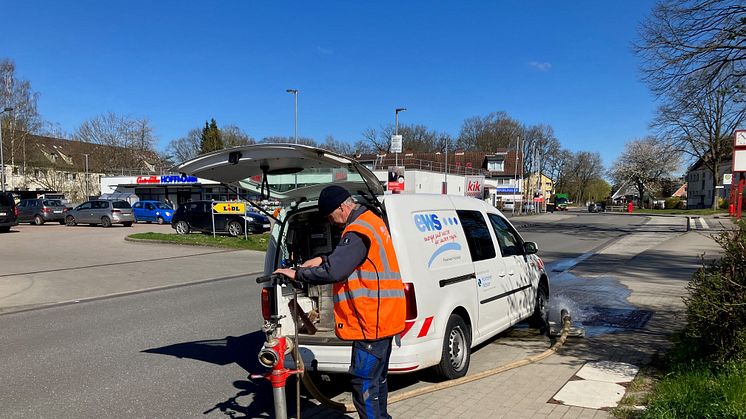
[213,202,246,214]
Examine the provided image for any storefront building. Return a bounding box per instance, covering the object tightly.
[100,175,253,206]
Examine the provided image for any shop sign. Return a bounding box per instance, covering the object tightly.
[494,187,519,194]
[136,175,198,184]
[465,175,485,198]
[213,202,246,214]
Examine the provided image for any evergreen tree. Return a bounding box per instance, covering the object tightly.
[200,118,223,154]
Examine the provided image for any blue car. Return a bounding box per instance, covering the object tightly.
[132,200,174,224]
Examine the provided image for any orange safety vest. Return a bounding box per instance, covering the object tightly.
[332,209,406,340]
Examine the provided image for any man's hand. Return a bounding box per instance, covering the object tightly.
[273,268,297,280]
[301,256,323,268]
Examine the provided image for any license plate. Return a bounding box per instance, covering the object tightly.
[0,212,5,216]
[54,210,62,213]
[263,224,270,228]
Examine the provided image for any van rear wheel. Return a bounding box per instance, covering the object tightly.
[434,314,471,380]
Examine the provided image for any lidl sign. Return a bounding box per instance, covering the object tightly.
[213,202,246,214]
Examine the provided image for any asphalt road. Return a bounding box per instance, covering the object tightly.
[0,212,689,418]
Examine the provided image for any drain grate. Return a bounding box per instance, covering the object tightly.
[580,307,653,330]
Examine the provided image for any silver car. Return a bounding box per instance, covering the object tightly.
[65,200,135,227]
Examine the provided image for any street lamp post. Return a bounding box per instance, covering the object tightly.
[286,89,299,144]
[83,153,90,199]
[0,107,14,193]
[395,107,406,167]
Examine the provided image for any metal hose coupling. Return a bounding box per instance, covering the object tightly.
[258,336,295,368]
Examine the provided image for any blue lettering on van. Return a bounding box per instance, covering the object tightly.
[414,213,442,232]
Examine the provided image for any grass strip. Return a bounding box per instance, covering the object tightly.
[127,232,269,251]
[641,361,746,418]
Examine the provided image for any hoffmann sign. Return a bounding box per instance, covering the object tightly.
[464,175,485,198]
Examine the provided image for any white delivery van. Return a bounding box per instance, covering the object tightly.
[177,144,549,379]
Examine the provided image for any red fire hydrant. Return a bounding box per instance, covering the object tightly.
[251,319,302,419]
[627,202,633,213]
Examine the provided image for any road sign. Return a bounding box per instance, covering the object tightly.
[390,135,403,153]
[213,202,246,214]
[724,173,733,185]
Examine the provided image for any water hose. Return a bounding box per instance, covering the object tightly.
[293,310,573,413]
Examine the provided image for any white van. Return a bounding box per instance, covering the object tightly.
[178,144,549,379]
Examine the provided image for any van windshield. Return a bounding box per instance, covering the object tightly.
[43,200,63,206]
[112,201,132,209]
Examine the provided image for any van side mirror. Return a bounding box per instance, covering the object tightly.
[524,242,538,255]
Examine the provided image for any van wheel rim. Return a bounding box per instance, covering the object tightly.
[448,326,467,371]
[228,222,240,236]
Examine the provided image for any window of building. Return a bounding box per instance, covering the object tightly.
[487,160,504,171]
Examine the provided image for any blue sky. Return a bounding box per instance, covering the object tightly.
[2,1,656,167]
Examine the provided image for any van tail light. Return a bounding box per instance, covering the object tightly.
[404,283,417,320]
[14,207,19,217]
[261,288,271,321]
[42,207,51,212]
[112,209,121,213]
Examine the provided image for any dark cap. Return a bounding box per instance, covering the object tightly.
[318,185,350,216]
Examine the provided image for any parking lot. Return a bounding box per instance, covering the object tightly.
[0,222,267,313]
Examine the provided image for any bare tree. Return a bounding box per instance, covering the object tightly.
[545,148,573,193]
[456,111,521,151]
[221,124,255,148]
[609,137,681,207]
[520,124,561,179]
[73,112,158,172]
[636,0,746,95]
[321,135,354,155]
[566,151,605,204]
[166,128,201,164]
[652,69,745,208]
[359,126,393,153]
[1,58,43,187]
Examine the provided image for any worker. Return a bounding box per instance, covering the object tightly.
[274,185,406,419]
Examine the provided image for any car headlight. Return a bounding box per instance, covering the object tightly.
[165,212,171,216]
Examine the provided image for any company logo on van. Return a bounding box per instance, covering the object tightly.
[414,213,460,232]
[414,213,442,231]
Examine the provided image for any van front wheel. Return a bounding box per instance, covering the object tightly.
[434,314,471,380]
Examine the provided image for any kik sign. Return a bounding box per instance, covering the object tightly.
[213,202,246,214]
[464,175,485,198]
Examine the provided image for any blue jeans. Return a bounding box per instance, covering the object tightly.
[349,338,393,419]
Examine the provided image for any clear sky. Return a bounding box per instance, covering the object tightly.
[1,1,656,167]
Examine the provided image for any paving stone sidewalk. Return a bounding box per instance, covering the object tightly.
[295,223,723,419]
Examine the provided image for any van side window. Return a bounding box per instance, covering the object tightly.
[487,214,523,257]
[456,210,496,262]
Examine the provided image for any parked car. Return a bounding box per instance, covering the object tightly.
[17,198,68,225]
[132,200,174,224]
[65,200,135,227]
[171,201,271,236]
[588,202,604,213]
[0,192,19,233]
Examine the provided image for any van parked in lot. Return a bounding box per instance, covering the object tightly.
[17,198,68,225]
[170,201,271,236]
[177,144,549,379]
[0,192,19,233]
[65,200,135,227]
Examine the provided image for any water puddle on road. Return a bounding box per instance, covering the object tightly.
[547,271,653,337]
